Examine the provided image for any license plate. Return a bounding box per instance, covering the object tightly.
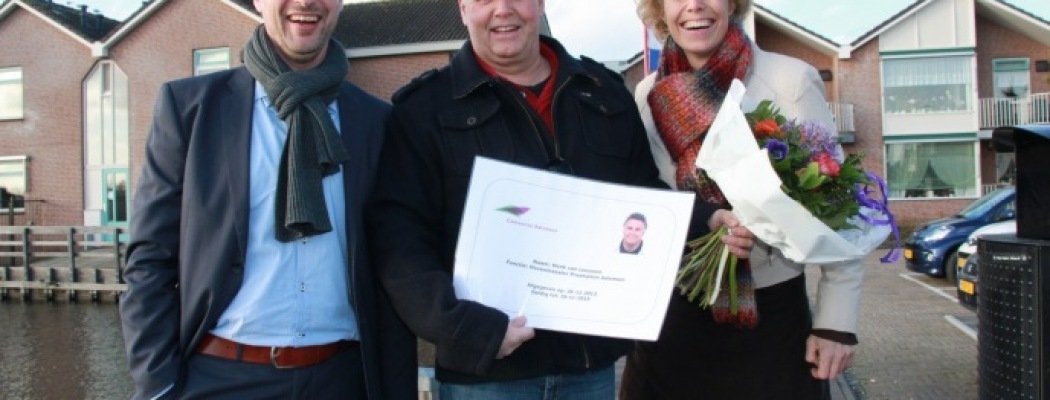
[904,249,913,260]
[957,256,967,268]
[959,280,975,295]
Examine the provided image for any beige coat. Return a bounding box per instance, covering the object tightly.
[635,44,864,333]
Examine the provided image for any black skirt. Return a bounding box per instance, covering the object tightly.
[620,274,830,400]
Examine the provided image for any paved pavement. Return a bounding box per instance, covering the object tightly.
[808,252,979,400]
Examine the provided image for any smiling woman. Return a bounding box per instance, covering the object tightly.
[620,0,868,398]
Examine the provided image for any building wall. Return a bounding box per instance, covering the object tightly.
[0,8,97,225]
[106,0,258,197]
[348,52,451,101]
[974,13,1050,98]
[978,139,998,184]
[836,40,883,171]
[880,0,976,51]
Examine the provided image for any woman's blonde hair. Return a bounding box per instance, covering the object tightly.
[636,0,752,40]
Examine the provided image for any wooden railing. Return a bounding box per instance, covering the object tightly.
[0,226,126,301]
[828,102,855,133]
[979,93,1050,128]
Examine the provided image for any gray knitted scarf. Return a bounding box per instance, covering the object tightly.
[243,26,350,242]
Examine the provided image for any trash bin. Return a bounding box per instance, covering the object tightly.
[978,234,1050,400]
[992,124,1050,240]
[980,124,1050,399]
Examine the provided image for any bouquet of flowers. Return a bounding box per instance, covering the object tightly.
[678,80,895,318]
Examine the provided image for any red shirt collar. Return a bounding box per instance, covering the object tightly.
[474,43,560,133]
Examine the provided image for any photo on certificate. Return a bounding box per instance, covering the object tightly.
[453,157,695,340]
[619,212,648,255]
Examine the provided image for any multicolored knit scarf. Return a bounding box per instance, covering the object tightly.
[648,23,759,328]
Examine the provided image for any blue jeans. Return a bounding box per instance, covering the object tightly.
[438,365,615,400]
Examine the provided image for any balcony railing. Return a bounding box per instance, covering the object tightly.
[828,102,855,133]
[979,93,1050,128]
[982,183,1011,195]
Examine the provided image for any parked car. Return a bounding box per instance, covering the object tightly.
[955,220,1016,310]
[903,187,1015,279]
[957,253,980,310]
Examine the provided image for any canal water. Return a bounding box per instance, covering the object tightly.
[0,303,132,399]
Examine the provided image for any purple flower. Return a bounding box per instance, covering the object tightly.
[765,139,788,160]
[798,121,841,160]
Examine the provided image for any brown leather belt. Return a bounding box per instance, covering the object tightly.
[196,333,357,369]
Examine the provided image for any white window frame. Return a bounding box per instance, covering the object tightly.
[194,47,231,76]
[992,58,1030,99]
[884,139,980,200]
[882,55,973,115]
[0,66,24,120]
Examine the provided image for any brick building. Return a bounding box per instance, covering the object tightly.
[0,0,122,226]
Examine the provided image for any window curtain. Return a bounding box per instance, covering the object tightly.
[994,70,1029,98]
[883,56,970,87]
[996,153,1015,183]
[883,56,972,113]
[0,159,25,195]
[0,68,23,119]
[887,142,977,198]
[926,143,974,192]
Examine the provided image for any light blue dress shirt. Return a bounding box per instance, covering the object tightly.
[211,82,359,346]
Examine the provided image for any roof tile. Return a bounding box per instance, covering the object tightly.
[19,0,121,41]
[336,0,467,48]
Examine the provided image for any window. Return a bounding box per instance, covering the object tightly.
[991,58,1032,126]
[0,67,23,120]
[883,56,972,114]
[0,156,27,209]
[993,58,1030,98]
[85,62,129,166]
[886,141,977,199]
[194,47,230,76]
[84,62,130,223]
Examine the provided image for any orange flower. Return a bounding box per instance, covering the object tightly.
[753,119,781,137]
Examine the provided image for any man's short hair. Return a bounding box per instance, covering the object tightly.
[624,212,647,228]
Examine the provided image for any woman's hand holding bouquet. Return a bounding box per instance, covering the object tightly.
[678,80,897,325]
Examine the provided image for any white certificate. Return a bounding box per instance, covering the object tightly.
[453,157,695,340]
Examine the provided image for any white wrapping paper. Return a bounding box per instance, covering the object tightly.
[695,80,890,264]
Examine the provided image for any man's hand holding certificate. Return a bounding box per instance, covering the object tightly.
[453,157,695,340]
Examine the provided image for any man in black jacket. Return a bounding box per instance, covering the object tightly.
[367,0,749,397]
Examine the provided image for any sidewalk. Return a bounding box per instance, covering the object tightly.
[807,253,979,400]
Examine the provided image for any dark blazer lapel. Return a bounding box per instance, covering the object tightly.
[220,67,254,261]
[338,85,367,224]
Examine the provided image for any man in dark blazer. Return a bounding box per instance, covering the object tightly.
[118,0,415,398]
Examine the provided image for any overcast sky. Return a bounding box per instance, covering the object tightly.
[63,0,1050,62]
